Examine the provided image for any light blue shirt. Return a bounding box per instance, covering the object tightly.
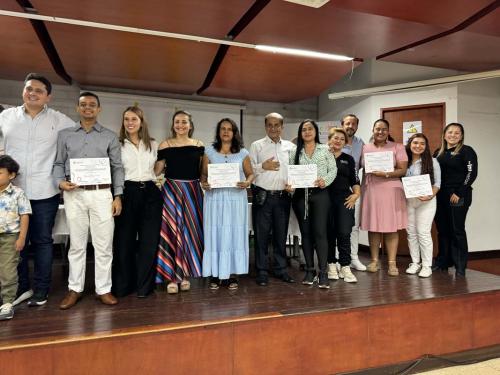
[0,105,74,199]
[342,135,364,171]
[406,157,441,188]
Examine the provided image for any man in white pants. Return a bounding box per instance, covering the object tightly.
[341,114,366,271]
[53,92,124,309]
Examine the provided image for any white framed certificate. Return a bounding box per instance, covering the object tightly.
[402,174,433,198]
[208,163,240,188]
[288,164,317,188]
[364,151,394,173]
[70,158,111,186]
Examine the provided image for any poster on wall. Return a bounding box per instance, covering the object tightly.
[317,121,341,144]
[403,120,422,145]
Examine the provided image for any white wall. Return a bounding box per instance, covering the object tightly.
[319,61,499,252]
[457,78,500,251]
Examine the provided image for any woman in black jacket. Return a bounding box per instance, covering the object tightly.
[433,123,478,276]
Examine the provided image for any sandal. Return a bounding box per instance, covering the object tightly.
[167,282,178,294]
[388,261,399,276]
[209,277,220,290]
[180,279,191,291]
[366,259,380,273]
[227,278,239,290]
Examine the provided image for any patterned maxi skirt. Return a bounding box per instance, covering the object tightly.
[156,178,204,283]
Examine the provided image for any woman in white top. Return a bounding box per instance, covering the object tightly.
[404,133,441,278]
[112,106,163,297]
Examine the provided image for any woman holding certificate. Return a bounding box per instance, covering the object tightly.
[155,110,205,294]
[113,106,162,297]
[200,118,254,290]
[287,120,337,289]
[326,128,360,283]
[360,119,408,276]
[404,133,441,278]
[433,123,477,277]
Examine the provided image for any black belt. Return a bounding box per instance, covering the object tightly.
[267,190,287,196]
[79,184,111,191]
[125,180,155,189]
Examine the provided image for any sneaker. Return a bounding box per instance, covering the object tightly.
[339,266,357,283]
[302,271,317,285]
[418,266,432,278]
[318,272,330,289]
[27,293,48,307]
[0,303,14,321]
[209,277,220,290]
[12,289,33,307]
[406,263,421,275]
[350,258,367,271]
[327,263,339,280]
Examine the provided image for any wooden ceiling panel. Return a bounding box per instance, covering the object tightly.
[32,0,254,39]
[46,23,219,94]
[381,31,500,72]
[235,1,446,59]
[330,0,494,29]
[202,48,361,103]
[0,15,65,84]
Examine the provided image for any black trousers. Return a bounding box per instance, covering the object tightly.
[253,189,291,276]
[327,192,355,267]
[292,188,330,274]
[434,188,472,274]
[112,181,162,297]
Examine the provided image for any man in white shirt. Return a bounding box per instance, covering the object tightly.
[341,114,366,271]
[250,113,296,286]
[0,73,74,306]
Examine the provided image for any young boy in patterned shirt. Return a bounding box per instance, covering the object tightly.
[0,155,32,320]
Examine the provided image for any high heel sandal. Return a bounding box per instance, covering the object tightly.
[366,259,379,273]
[388,260,399,276]
[167,282,179,294]
[180,279,191,291]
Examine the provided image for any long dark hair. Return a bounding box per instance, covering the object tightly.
[372,118,395,142]
[294,119,320,165]
[406,133,435,185]
[436,122,464,157]
[212,118,243,153]
[119,106,154,151]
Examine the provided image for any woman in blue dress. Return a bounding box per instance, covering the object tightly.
[200,118,254,290]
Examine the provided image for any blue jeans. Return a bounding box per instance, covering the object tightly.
[18,194,60,297]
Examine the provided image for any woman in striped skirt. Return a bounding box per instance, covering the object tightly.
[155,110,205,294]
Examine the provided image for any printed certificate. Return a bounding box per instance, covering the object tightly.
[70,158,111,185]
[208,163,240,188]
[288,164,317,188]
[364,151,394,173]
[402,174,433,198]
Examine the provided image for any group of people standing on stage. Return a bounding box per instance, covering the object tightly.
[0,73,478,321]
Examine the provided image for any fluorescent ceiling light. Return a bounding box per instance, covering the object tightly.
[328,69,500,99]
[284,0,331,8]
[0,9,352,62]
[256,45,353,61]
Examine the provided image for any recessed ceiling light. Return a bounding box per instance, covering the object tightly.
[284,0,331,8]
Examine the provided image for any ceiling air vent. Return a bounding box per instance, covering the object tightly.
[284,0,330,8]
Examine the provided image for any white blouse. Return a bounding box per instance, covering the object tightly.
[121,139,158,182]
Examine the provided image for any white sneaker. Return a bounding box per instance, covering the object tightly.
[406,263,421,275]
[0,303,14,320]
[340,266,357,283]
[327,263,339,280]
[350,258,367,271]
[418,266,432,278]
[12,289,33,306]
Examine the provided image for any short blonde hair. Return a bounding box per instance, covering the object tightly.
[328,127,348,140]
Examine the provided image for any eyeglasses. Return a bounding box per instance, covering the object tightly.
[266,124,282,130]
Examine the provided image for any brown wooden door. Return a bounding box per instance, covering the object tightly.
[381,103,445,256]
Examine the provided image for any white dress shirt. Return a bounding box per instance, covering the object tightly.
[0,105,74,199]
[250,136,296,191]
[121,139,158,182]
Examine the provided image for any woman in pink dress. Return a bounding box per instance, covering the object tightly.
[360,119,408,276]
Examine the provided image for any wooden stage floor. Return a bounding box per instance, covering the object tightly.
[1,255,499,350]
